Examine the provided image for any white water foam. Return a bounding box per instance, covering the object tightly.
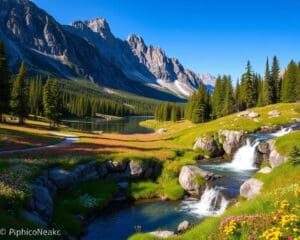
[270,127,292,138]
[181,186,228,217]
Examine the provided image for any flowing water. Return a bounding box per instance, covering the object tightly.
[82,126,293,240]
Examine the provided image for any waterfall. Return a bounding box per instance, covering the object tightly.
[181,186,228,217]
[271,127,292,138]
[227,139,259,170]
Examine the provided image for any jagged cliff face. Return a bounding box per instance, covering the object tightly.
[126,34,215,97]
[0,0,214,100]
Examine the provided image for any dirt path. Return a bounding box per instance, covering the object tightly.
[0,132,79,155]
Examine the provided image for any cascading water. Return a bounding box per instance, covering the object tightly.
[270,127,292,137]
[181,186,228,217]
[227,139,259,170]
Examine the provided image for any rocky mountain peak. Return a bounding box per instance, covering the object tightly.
[127,34,146,47]
[83,18,113,39]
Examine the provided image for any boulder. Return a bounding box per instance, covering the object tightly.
[193,136,216,153]
[218,130,244,155]
[258,126,279,134]
[126,160,147,178]
[291,118,300,123]
[237,110,250,117]
[179,165,220,196]
[30,185,53,221]
[72,161,99,182]
[248,111,259,119]
[177,220,190,233]
[157,128,167,134]
[33,175,57,197]
[48,168,75,189]
[268,110,281,117]
[258,167,272,174]
[97,163,108,177]
[240,178,263,200]
[106,161,128,172]
[105,172,127,182]
[268,140,285,168]
[257,142,270,154]
[150,231,175,238]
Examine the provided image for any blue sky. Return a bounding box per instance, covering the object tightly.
[32,0,300,81]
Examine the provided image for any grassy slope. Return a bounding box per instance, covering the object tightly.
[141,103,300,147]
[130,103,300,240]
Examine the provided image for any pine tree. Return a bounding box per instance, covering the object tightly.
[10,61,28,125]
[271,56,280,103]
[29,75,43,120]
[0,41,10,122]
[281,60,297,102]
[211,76,223,118]
[43,78,62,128]
[296,62,300,101]
[263,58,274,105]
[240,61,255,109]
[256,76,265,107]
[222,76,235,116]
[234,80,241,111]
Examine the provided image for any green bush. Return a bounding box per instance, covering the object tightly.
[127,182,160,200]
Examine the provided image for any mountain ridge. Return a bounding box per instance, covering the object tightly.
[0,0,215,100]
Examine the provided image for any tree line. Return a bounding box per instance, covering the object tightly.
[0,42,137,127]
[154,102,182,122]
[155,56,300,123]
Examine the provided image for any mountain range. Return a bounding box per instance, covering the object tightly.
[0,0,215,101]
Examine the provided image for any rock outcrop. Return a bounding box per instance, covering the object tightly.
[258,167,272,174]
[27,159,160,225]
[268,110,281,117]
[193,136,217,153]
[177,220,190,233]
[218,130,244,155]
[179,165,221,196]
[248,111,260,119]
[150,231,176,238]
[240,178,263,200]
[268,140,286,168]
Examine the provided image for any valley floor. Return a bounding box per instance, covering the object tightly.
[0,103,299,239]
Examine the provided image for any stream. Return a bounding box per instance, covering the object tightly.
[82,126,294,240]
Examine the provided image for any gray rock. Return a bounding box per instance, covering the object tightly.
[258,167,272,174]
[268,140,286,168]
[268,110,281,117]
[258,126,279,134]
[30,184,53,221]
[97,163,108,177]
[33,175,57,197]
[193,136,216,152]
[237,110,250,117]
[240,178,263,200]
[106,161,128,172]
[22,210,47,227]
[179,165,220,196]
[218,130,244,155]
[177,220,190,233]
[149,231,176,238]
[126,160,148,178]
[71,161,99,182]
[248,111,259,119]
[257,142,270,154]
[157,128,168,134]
[48,168,75,189]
